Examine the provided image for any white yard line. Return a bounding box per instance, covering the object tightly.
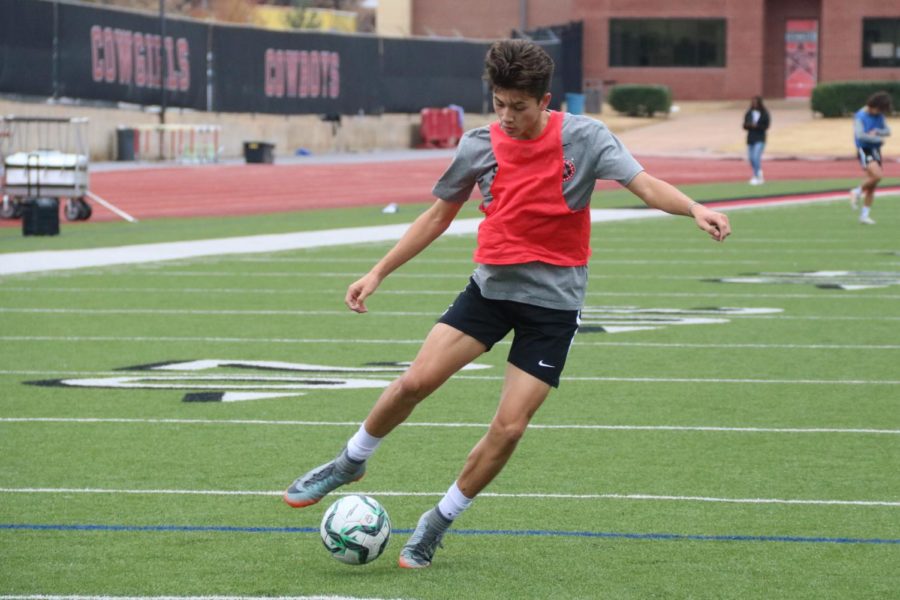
[1,307,897,321]
[3,287,899,300]
[0,487,897,507]
[1,335,896,350]
[0,369,896,385]
[2,416,898,435]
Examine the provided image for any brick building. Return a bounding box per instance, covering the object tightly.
[378,0,900,100]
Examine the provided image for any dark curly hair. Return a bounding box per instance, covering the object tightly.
[483,39,554,101]
[867,91,893,114]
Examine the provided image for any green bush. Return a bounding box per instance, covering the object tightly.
[811,81,900,117]
[607,84,672,117]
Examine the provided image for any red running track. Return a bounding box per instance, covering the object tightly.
[0,155,875,225]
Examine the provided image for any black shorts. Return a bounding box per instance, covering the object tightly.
[858,146,882,169]
[438,278,580,388]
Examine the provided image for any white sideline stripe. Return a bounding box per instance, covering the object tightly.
[1,335,898,350]
[1,487,897,507]
[0,596,407,600]
[0,210,648,276]
[0,369,896,385]
[0,194,867,276]
[3,417,898,435]
[1,307,899,321]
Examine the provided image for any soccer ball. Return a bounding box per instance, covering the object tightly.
[320,494,391,565]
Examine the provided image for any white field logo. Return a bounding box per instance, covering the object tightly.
[714,271,900,290]
[579,306,783,334]
[27,359,491,403]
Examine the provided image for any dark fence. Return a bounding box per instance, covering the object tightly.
[519,20,583,95]
[212,25,381,114]
[0,0,567,115]
[0,0,56,97]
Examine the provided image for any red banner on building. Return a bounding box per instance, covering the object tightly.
[785,19,818,99]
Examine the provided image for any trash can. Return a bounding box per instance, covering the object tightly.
[565,93,585,115]
[116,127,136,161]
[22,197,60,236]
[243,141,275,164]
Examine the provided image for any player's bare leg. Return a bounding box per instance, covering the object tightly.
[455,363,551,496]
[364,323,487,436]
[859,161,881,225]
[284,323,485,508]
[399,363,551,568]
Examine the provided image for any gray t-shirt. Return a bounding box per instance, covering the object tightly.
[432,112,644,310]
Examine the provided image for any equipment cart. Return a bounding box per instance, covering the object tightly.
[1,116,93,221]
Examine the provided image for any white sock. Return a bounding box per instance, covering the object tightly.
[861,206,871,218]
[436,481,473,521]
[852,186,862,194]
[345,423,382,462]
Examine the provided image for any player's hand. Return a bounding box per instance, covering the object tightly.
[693,205,731,242]
[345,272,382,313]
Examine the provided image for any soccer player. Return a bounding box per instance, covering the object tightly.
[283,38,731,569]
[850,91,892,225]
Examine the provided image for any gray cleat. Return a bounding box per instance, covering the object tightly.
[398,508,452,569]
[283,447,365,508]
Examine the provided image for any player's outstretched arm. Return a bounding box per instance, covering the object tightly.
[345,198,463,313]
[625,171,731,242]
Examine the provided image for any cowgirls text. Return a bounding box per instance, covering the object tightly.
[90,25,190,92]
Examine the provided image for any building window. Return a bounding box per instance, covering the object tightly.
[863,18,900,67]
[609,19,726,68]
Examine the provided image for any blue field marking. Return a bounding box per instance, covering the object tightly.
[452,528,900,545]
[3,523,899,545]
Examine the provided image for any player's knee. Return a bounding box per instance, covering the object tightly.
[394,372,434,403]
[489,419,528,446]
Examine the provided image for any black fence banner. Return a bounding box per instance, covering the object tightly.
[0,0,56,97]
[378,37,564,114]
[212,25,379,115]
[1,1,568,116]
[520,21,582,96]
[378,37,489,114]
[55,1,208,109]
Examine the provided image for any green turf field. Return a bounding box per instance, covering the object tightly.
[1,182,898,599]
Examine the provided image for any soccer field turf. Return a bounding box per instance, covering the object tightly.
[1,187,898,599]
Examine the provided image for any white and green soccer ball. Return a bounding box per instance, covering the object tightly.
[320,494,391,565]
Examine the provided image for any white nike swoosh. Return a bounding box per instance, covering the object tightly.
[538,360,555,368]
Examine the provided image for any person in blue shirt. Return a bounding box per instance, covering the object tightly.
[850,91,892,225]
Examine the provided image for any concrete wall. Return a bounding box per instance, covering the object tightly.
[0,98,495,162]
